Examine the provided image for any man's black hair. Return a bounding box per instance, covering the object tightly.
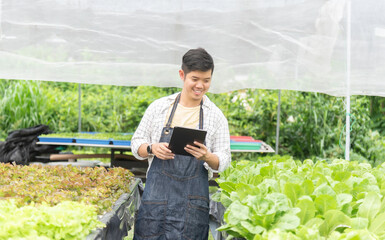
[181,48,214,75]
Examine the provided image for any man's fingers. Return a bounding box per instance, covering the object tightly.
[158,143,174,159]
[184,148,198,158]
[185,144,204,153]
[185,142,210,161]
[158,142,173,153]
[153,142,174,160]
[160,145,173,153]
[193,141,205,148]
[185,145,203,157]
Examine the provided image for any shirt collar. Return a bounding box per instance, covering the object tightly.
[164,92,212,111]
[167,92,211,109]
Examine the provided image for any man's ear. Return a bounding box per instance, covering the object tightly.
[179,70,185,81]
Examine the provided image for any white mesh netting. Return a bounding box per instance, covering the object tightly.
[0,0,384,96]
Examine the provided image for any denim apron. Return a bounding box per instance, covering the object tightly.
[134,94,209,240]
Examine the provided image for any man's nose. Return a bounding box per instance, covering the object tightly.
[196,81,203,88]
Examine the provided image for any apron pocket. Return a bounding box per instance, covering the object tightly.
[183,196,209,240]
[135,200,167,238]
[162,156,199,181]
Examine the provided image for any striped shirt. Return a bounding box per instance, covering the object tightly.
[131,92,231,175]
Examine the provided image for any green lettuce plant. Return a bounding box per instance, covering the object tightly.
[213,156,385,239]
[0,200,104,240]
[0,163,135,215]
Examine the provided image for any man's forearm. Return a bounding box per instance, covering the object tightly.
[138,142,176,160]
[138,143,150,158]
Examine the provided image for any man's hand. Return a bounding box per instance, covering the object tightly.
[185,141,219,170]
[152,142,175,160]
[184,141,210,161]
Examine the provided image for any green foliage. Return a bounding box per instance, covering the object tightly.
[0,200,104,240]
[214,156,385,239]
[0,163,136,239]
[0,79,384,162]
[208,89,278,143]
[118,86,179,133]
[0,80,178,140]
[0,80,78,139]
[210,89,378,162]
[369,96,385,135]
[351,131,385,167]
[0,163,135,215]
[40,132,133,140]
[279,92,343,159]
[276,92,372,160]
[0,80,52,138]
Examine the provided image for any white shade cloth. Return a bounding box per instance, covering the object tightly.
[0,0,384,96]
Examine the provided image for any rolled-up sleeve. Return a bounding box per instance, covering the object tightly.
[211,116,231,173]
[131,103,156,160]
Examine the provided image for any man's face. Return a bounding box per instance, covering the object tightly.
[180,69,212,103]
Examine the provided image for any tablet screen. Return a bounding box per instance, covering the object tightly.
[168,126,207,156]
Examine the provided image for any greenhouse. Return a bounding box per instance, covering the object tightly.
[1,0,385,239]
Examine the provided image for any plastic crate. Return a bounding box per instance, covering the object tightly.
[38,137,75,143]
[230,141,262,150]
[112,140,131,146]
[75,138,112,145]
[230,136,254,141]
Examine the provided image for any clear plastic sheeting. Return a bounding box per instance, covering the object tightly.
[0,0,384,96]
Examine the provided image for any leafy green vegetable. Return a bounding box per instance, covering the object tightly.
[369,212,385,236]
[0,163,134,215]
[357,192,381,223]
[214,156,385,239]
[318,210,351,237]
[296,197,315,225]
[0,200,104,240]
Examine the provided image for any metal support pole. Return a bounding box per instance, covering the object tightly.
[78,83,82,132]
[275,90,281,155]
[0,0,2,37]
[345,0,351,160]
[345,97,350,160]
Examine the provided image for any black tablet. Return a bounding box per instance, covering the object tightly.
[168,126,207,156]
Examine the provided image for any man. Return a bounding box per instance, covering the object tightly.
[132,48,231,240]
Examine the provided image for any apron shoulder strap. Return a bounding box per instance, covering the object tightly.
[165,93,204,129]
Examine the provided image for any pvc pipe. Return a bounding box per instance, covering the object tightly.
[78,83,82,132]
[276,90,281,155]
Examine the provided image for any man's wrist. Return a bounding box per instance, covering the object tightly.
[204,152,219,170]
[147,143,154,156]
[201,152,212,162]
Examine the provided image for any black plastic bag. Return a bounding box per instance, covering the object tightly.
[0,125,58,165]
